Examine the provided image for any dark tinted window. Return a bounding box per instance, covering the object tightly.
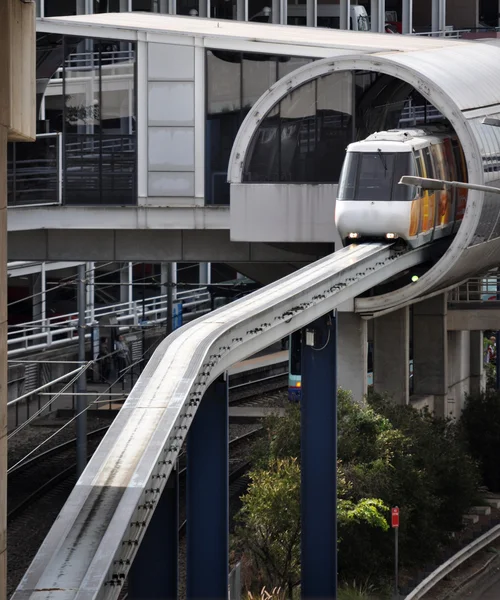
[290,331,302,376]
[244,72,354,184]
[338,151,415,201]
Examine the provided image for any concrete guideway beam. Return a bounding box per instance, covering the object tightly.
[373,307,410,405]
[8,243,434,600]
[338,312,368,401]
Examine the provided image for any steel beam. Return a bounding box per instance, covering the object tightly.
[301,313,337,599]
[186,376,229,599]
[128,467,179,600]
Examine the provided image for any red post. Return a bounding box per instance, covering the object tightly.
[392,507,399,598]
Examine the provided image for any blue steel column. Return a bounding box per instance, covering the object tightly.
[301,312,337,600]
[128,467,179,599]
[186,376,229,599]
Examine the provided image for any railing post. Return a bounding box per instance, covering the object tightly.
[57,132,63,204]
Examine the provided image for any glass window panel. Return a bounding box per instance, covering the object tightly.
[315,72,353,181]
[45,0,76,16]
[242,57,277,111]
[280,81,315,119]
[64,36,137,206]
[279,81,316,182]
[243,106,280,183]
[207,51,241,114]
[132,0,154,9]
[278,56,312,79]
[338,152,414,201]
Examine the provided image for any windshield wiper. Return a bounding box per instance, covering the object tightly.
[377,148,388,172]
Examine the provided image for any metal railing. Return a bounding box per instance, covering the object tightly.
[405,523,500,599]
[449,275,500,304]
[7,132,63,207]
[7,287,212,357]
[413,26,500,38]
[51,49,136,79]
[398,104,443,127]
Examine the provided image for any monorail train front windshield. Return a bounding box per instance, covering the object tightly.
[338,151,415,201]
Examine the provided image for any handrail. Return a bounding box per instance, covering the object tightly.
[7,288,212,357]
[11,243,429,599]
[405,524,500,599]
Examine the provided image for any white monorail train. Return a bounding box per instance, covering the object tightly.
[335,127,468,248]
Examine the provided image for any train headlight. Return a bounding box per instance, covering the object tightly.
[348,233,359,239]
[386,233,398,239]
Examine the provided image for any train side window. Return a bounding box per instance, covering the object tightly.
[430,142,447,181]
[414,150,424,177]
[452,139,467,182]
[422,146,434,177]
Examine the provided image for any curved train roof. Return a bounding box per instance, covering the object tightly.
[350,128,456,152]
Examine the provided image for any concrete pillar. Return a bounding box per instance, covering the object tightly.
[198,262,211,286]
[0,2,36,596]
[413,294,448,417]
[306,0,316,27]
[432,0,446,32]
[447,330,470,418]
[373,307,410,404]
[86,262,95,325]
[0,122,7,600]
[32,264,47,334]
[120,262,133,306]
[371,0,386,32]
[236,0,248,20]
[469,330,484,395]
[161,262,177,299]
[340,0,350,29]
[402,0,413,33]
[338,312,368,401]
[272,0,279,23]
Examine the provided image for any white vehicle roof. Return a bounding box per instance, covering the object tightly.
[347,127,455,153]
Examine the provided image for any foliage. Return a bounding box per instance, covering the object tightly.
[237,390,480,592]
[460,389,500,492]
[244,587,288,600]
[236,458,301,596]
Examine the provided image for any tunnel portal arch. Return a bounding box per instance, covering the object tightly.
[228,45,500,315]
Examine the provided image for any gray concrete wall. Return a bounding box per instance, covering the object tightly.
[146,43,197,206]
[447,330,471,418]
[230,183,343,244]
[373,307,410,404]
[338,311,368,401]
[413,294,448,417]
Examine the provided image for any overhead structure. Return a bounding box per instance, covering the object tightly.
[228,42,500,317]
[12,242,433,599]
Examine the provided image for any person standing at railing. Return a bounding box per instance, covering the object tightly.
[114,335,131,381]
[99,338,111,383]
